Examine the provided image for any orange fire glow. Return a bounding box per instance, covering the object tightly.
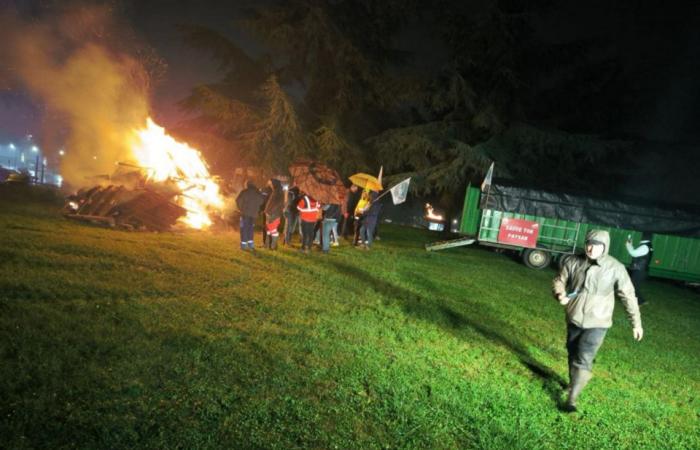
[130,118,223,229]
[425,203,444,221]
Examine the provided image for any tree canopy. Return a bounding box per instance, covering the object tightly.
[178,0,634,203]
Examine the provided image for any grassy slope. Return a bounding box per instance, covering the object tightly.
[1,187,698,449]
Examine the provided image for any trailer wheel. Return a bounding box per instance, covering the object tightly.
[522,249,552,269]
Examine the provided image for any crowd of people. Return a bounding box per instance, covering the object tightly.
[234,179,383,254]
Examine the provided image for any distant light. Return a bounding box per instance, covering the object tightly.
[9,143,15,150]
[56,175,63,187]
[452,219,458,224]
[43,157,47,166]
[20,153,25,163]
[93,156,97,160]
[59,150,65,156]
[31,146,38,153]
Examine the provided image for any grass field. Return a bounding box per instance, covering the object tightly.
[1,185,699,449]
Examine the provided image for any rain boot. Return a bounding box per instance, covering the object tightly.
[564,367,593,412]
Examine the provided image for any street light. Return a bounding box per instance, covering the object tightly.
[9,143,15,150]
[31,146,38,153]
[59,149,65,156]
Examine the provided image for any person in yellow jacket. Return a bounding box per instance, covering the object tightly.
[552,229,643,412]
[352,189,371,246]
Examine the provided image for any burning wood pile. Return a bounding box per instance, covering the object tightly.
[63,119,224,232]
[64,181,187,231]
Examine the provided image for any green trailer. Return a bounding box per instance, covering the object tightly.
[427,181,700,283]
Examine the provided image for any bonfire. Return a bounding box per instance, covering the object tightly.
[64,119,224,231]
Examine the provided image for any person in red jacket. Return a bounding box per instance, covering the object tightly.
[297,193,320,253]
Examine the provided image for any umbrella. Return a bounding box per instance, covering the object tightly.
[349,173,383,191]
[288,160,347,205]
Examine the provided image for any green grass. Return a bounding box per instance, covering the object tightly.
[1,185,699,449]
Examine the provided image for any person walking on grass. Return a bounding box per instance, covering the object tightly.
[552,229,643,412]
[297,193,320,254]
[263,178,285,250]
[235,180,265,251]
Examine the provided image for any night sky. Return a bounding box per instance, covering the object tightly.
[1,0,699,203]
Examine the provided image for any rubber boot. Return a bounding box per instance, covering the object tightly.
[565,367,592,412]
[271,235,279,250]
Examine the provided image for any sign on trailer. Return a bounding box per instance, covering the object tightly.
[497,218,540,248]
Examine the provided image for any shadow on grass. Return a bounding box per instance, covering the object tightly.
[326,259,567,406]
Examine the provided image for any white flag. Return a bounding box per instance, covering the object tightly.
[389,177,411,205]
[480,162,494,192]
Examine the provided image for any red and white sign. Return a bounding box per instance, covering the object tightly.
[497,218,540,248]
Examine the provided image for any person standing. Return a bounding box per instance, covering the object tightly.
[259,182,272,248]
[283,186,300,246]
[625,233,653,306]
[358,190,382,250]
[353,189,371,246]
[297,193,320,254]
[264,179,285,250]
[235,181,265,251]
[552,229,643,412]
[320,203,341,253]
[343,184,361,239]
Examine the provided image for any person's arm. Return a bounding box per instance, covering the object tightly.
[552,263,571,305]
[626,241,649,258]
[615,265,643,340]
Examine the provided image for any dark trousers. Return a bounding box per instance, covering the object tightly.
[566,323,607,372]
[360,217,378,247]
[239,216,255,249]
[353,216,363,245]
[321,219,337,252]
[630,269,647,304]
[284,211,299,244]
[300,220,315,250]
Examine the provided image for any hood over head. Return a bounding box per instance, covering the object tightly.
[585,229,610,258]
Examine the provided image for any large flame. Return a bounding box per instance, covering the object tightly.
[130,118,223,229]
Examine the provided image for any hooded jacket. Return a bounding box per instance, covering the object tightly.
[235,182,265,218]
[264,179,285,221]
[553,230,642,329]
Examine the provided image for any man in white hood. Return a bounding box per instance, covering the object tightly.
[553,229,643,412]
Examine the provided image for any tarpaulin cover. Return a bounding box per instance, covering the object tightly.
[481,180,700,237]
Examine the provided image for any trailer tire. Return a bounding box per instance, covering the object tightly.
[522,249,552,269]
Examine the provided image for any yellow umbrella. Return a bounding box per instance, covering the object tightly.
[349,173,383,191]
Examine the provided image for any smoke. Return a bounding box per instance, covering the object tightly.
[0,5,150,187]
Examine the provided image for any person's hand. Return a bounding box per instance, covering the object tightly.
[633,327,644,341]
[557,293,570,306]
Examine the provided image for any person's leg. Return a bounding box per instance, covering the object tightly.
[301,221,313,251]
[322,219,332,253]
[365,218,377,248]
[331,220,339,246]
[353,217,362,245]
[283,211,291,244]
[239,216,248,250]
[267,218,280,250]
[630,270,646,305]
[566,326,607,411]
[242,216,255,250]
